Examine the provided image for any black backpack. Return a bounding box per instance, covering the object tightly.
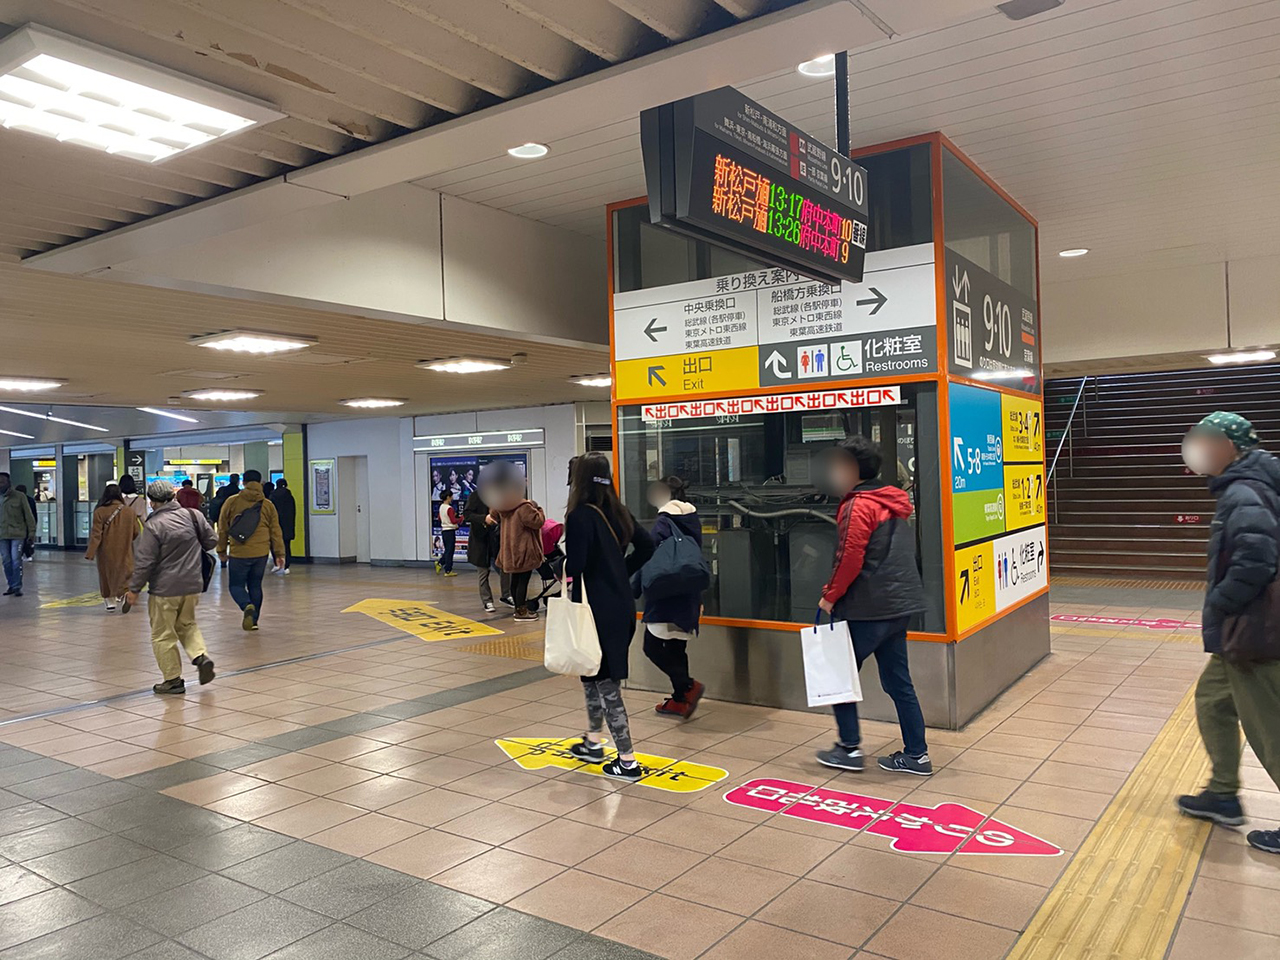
[228,501,263,544]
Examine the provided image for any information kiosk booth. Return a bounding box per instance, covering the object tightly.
[609,128,1047,728]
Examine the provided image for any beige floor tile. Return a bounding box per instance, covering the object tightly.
[162,771,266,805]
[509,869,648,931]
[380,788,490,827]
[1185,876,1280,936]
[807,844,938,901]
[86,750,181,778]
[324,775,432,811]
[1168,917,1280,960]
[432,847,565,902]
[756,879,896,947]
[866,904,1016,960]
[503,779,606,817]
[1005,781,1112,820]
[921,769,1024,805]
[579,836,706,890]
[205,783,313,821]
[306,812,427,857]
[445,766,544,801]
[1198,831,1280,892]
[565,793,678,834]
[367,828,491,879]
[233,753,331,782]
[1047,742,1143,773]
[660,856,792,915]
[718,825,842,876]
[637,808,755,854]
[910,864,1046,931]
[254,797,367,838]
[1081,711,1166,734]
[342,745,434,774]
[700,919,854,960]
[972,732,1061,760]
[945,750,1043,781]
[503,818,624,866]
[596,893,741,960]
[392,754,491,787]
[438,803,553,845]
[993,717,1079,741]
[299,735,387,761]
[1027,760,1127,796]
[277,764,379,795]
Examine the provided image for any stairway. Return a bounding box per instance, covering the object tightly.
[1045,363,1280,580]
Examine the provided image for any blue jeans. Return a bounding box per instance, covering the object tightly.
[228,555,268,621]
[1,538,22,590]
[440,530,456,573]
[831,616,928,757]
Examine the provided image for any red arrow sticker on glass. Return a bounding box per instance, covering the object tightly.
[724,778,1062,857]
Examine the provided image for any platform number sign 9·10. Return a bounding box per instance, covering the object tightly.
[983,295,1013,360]
[830,157,864,208]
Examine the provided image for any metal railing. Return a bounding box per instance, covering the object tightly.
[1048,376,1091,524]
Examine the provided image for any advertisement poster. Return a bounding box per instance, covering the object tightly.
[429,454,527,564]
[310,459,335,515]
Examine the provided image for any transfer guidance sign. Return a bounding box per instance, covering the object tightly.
[614,244,936,402]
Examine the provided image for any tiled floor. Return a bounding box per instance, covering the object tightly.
[0,556,1277,959]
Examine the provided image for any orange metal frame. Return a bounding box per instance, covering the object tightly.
[604,134,1047,643]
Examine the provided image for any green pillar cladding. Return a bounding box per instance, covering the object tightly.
[282,428,306,558]
[242,441,270,479]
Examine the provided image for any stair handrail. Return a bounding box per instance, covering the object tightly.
[1048,376,1089,481]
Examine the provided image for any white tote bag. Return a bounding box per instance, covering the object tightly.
[800,616,862,707]
[544,579,603,676]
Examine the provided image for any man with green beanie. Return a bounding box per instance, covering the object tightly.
[1176,411,1280,855]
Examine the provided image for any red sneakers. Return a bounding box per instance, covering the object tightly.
[655,698,691,718]
[683,680,706,718]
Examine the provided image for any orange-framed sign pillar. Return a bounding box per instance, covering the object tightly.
[609,133,1048,728]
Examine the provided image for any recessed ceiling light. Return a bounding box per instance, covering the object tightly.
[136,406,200,423]
[418,359,511,374]
[340,398,406,408]
[182,389,262,401]
[190,331,315,354]
[1206,350,1277,365]
[0,377,63,392]
[997,0,1064,22]
[572,376,612,388]
[0,25,283,164]
[797,54,837,77]
[1058,248,1089,258]
[0,404,108,431]
[0,427,35,439]
[507,142,549,159]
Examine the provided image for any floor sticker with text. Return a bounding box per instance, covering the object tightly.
[342,598,504,642]
[495,736,728,794]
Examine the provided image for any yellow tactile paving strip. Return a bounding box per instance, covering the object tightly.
[1053,625,1202,644]
[1053,576,1202,591]
[1008,685,1211,960]
[459,636,545,661]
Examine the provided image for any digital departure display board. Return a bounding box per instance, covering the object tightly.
[641,86,870,285]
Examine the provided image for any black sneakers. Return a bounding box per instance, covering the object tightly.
[568,739,605,763]
[1247,829,1280,854]
[603,757,643,782]
[1176,790,1246,827]
[194,655,215,686]
[153,678,186,695]
[878,751,934,776]
[816,744,864,772]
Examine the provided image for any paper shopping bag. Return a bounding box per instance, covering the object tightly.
[800,617,861,707]
[544,580,603,676]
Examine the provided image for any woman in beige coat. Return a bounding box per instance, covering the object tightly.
[85,484,138,610]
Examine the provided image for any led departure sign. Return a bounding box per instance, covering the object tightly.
[641,86,870,286]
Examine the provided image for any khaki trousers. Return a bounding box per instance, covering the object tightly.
[1195,653,1280,795]
[148,594,208,682]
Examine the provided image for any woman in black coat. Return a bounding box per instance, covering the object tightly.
[564,453,654,781]
[463,490,508,612]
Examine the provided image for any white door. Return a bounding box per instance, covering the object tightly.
[354,457,371,564]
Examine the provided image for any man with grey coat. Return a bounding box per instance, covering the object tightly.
[124,479,218,695]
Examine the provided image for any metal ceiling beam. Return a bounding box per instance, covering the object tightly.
[503,0,656,63]
[604,0,717,41]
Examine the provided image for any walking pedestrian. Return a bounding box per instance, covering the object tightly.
[563,453,655,781]
[813,436,932,776]
[85,484,139,611]
[118,473,147,528]
[270,479,296,574]
[209,474,240,565]
[123,480,216,695]
[1175,412,1280,854]
[436,490,460,577]
[0,471,36,598]
[176,479,203,510]
[464,489,508,613]
[641,476,707,718]
[216,469,285,631]
[482,461,546,622]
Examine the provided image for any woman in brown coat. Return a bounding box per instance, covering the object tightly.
[481,461,546,623]
[85,484,138,610]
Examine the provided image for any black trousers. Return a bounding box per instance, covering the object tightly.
[643,628,692,699]
[511,570,532,610]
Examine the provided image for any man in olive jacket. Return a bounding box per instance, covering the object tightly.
[1,471,37,597]
[1176,412,1280,856]
[216,469,285,631]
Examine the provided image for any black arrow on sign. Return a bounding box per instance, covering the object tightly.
[856,287,888,315]
[959,568,970,603]
[647,365,667,387]
[644,318,667,342]
[1037,543,1045,570]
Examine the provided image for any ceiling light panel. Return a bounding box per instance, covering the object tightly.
[418,359,511,374]
[507,142,549,159]
[0,25,283,164]
[182,389,262,401]
[0,428,35,439]
[1206,350,1277,365]
[340,398,405,408]
[137,406,200,423]
[0,404,108,431]
[572,376,612,387]
[190,331,315,354]
[0,377,63,392]
[797,54,837,78]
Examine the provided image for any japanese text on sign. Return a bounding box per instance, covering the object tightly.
[641,386,900,422]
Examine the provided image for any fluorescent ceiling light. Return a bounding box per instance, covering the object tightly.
[972,369,1035,381]
[0,25,283,164]
[418,358,511,374]
[137,406,200,423]
[182,389,262,401]
[0,377,63,392]
[507,142,549,159]
[1206,350,1277,365]
[0,427,35,439]
[798,54,837,77]
[1058,248,1089,258]
[340,398,405,408]
[190,331,315,354]
[573,376,612,388]
[0,404,108,432]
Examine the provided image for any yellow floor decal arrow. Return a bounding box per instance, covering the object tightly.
[40,591,105,609]
[495,736,728,794]
[342,598,504,643]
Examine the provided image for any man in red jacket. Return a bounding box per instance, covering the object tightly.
[815,436,931,777]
